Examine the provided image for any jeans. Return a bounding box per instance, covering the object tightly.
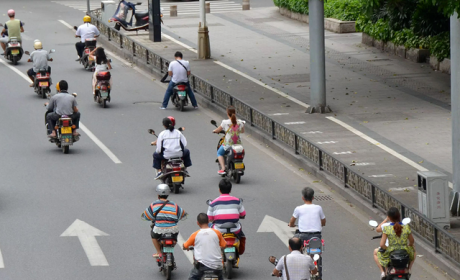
[295,232,323,278]
[161,81,197,108]
[188,263,223,280]
[153,149,192,169]
[75,42,85,58]
[46,112,81,134]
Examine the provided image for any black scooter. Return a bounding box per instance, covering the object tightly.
[109,0,162,32]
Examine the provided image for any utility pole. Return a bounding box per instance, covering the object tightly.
[198,0,210,59]
[148,0,161,42]
[451,13,460,216]
[87,0,90,14]
[307,0,331,114]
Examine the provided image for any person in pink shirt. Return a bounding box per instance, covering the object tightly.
[207,179,246,254]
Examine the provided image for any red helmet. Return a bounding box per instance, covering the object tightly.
[167,116,176,127]
[7,9,15,17]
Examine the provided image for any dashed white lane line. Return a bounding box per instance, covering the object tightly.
[0,247,4,268]
[327,116,454,189]
[0,55,122,164]
[284,121,306,125]
[333,151,352,155]
[369,174,394,178]
[58,19,74,30]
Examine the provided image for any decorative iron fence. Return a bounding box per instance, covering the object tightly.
[90,12,460,267]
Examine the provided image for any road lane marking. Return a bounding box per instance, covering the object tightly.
[369,174,394,178]
[177,233,194,264]
[355,162,376,166]
[162,34,198,54]
[257,215,296,248]
[0,247,4,268]
[317,141,338,144]
[58,19,74,30]
[389,187,416,192]
[270,113,290,116]
[0,56,122,164]
[61,219,109,266]
[303,131,322,134]
[333,151,352,155]
[284,121,306,125]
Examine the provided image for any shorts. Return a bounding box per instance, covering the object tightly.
[27,68,36,77]
[151,232,162,239]
[217,145,226,157]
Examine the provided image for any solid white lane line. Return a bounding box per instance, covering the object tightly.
[177,233,194,264]
[1,54,122,164]
[79,124,122,164]
[0,247,4,268]
[58,20,74,30]
[161,34,198,54]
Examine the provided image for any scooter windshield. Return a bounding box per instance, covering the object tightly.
[112,0,136,26]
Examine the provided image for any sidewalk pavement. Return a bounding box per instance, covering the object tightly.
[96,3,459,275]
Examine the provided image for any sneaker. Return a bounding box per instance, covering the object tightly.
[155,172,163,180]
[218,170,226,175]
[194,106,198,109]
[160,107,166,110]
[184,170,190,176]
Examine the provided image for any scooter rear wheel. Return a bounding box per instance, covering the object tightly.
[12,56,18,65]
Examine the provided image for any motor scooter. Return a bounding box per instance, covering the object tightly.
[73,26,97,71]
[186,247,222,280]
[369,218,412,280]
[0,23,25,65]
[110,1,163,32]
[25,49,55,99]
[268,254,320,278]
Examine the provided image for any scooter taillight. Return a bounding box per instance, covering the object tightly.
[85,49,90,54]
[62,120,70,127]
[173,167,181,172]
[390,268,409,274]
[177,85,186,91]
[165,240,173,245]
[234,149,245,159]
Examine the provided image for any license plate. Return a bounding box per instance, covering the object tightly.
[61,127,72,134]
[234,163,244,169]
[11,49,19,55]
[224,247,236,253]
[172,176,183,183]
[178,91,186,97]
[163,247,174,253]
[39,82,49,87]
[100,91,109,97]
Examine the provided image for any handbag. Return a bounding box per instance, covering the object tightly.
[284,255,290,280]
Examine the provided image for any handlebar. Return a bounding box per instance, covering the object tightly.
[372,235,382,240]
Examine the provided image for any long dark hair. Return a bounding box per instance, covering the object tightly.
[95,47,107,65]
[387,207,402,237]
[227,105,237,126]
[162,118,174,132]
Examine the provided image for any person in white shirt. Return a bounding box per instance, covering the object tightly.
[273,237,317,280]
[288,187,326,280]
[151,116,192,179]
[160,51,198,109]
[183,213,226,280]
[75,15,100,60]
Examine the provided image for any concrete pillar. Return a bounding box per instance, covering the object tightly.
[450,13,460,216]
[170,5,177,17]
[242,0,250,11]
[148,0,161,42]
[307,0,331,114]
[206,3,211,13]
[198,0,211,59]
[87,0,91,14]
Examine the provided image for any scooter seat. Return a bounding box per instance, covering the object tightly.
[135,11,149,20]
[220,222,238,229]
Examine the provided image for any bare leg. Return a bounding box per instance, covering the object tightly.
[374,248,384,272]
[218,156,225,170]
[151,238,161,256]
[409,248,416,271]
[1,42,5,52]
[92,72,97,94]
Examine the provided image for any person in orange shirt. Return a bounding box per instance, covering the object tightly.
[183,213,226,280]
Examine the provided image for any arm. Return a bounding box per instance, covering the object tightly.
[180,132,187,147]
[239,201,246,219]
[273,256,284,277]
[187,71,191,77]
[1,28,5,36]
[207,204,215,223]
[75,26,81,37]
[94,26,100,37]
[310,267,318,275]
[320,207,326,227]
[20,27,24,32]
[155,132,163,153]
[213,126,223,134]
[182,231,197,250]
[408,233,414,247]
[141,204,155,221]
[168,71,173,77]
[217,230,226,248]
[321,218,326,227]
[107,60,112,70]
[380,233,388,249]
[73,106,78,113]
[288,216,297,227]
[376,217,389,233]
[46,97,55,111]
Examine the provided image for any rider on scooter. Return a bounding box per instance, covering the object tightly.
[27,40,53,87]
[207,179,246,257]
[152,116,192,179]
[75,15,99,61]
[0,9,24,55]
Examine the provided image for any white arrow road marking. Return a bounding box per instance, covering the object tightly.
[257,215,296,248]
[0,247,4,268]
[177,234,194,264]
[61,219,109,266]
[0,57,122,164]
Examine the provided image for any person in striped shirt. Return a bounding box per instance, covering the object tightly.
[207,179,246,255]
[142,184,188,258]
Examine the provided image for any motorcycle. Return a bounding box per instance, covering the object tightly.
[187,247,221,280]
[94,70,111,108]
[206,199,244,279]
[369,218,412,280]
[73,26,97,71]
[211,120,246,184]
[25,49,55,99]
[46,114,80,154]
[301,236,324,280]
[268,254,320,279]
[0,23,25,65]
[172,83,190,112]
[110,0,162,32]
[148,127,189,194]
[155,229,177,280]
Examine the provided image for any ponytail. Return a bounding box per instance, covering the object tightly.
[394,223,402,237]
[387,207,402,237]
[162,118,174,132]
[226,105,237,126]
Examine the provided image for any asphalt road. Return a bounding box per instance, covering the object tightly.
[0,1,450,280]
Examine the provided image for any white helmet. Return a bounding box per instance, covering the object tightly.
[34,41,43,50]
[156,184,170,196]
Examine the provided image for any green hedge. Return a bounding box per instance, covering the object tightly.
[274,0,362,21]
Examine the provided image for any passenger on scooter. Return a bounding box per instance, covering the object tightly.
[75,15,99,61]
[0,9,24,55]
[207,179,246,256]
[376,207,415,280]
[288,187,325,280]
[142,183,188,259]
[372,216,391,277]
[160,51,198,109]
[272,237,317,280]
[183,213,226,280]
[152,116,192,179]
[89,47,112,96]
[212,105,245,175]
[45,80,80,137]
[27,40,53,87]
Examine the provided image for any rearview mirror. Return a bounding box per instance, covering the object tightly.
[268,256,276,264]
[24,51,30,55]
[178,127,185,132]
[211,120,217,126]
[240,198,244,203]
[136,2,142,5]
[402,218,411,225]
[50,49,55,53]
[73,26,78,30]
[313,254,320,261]
[206,199,212,206]
[109,58,112,63]
[72,93,78,98]
[369,220,378,227]
[148,129,155,135]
